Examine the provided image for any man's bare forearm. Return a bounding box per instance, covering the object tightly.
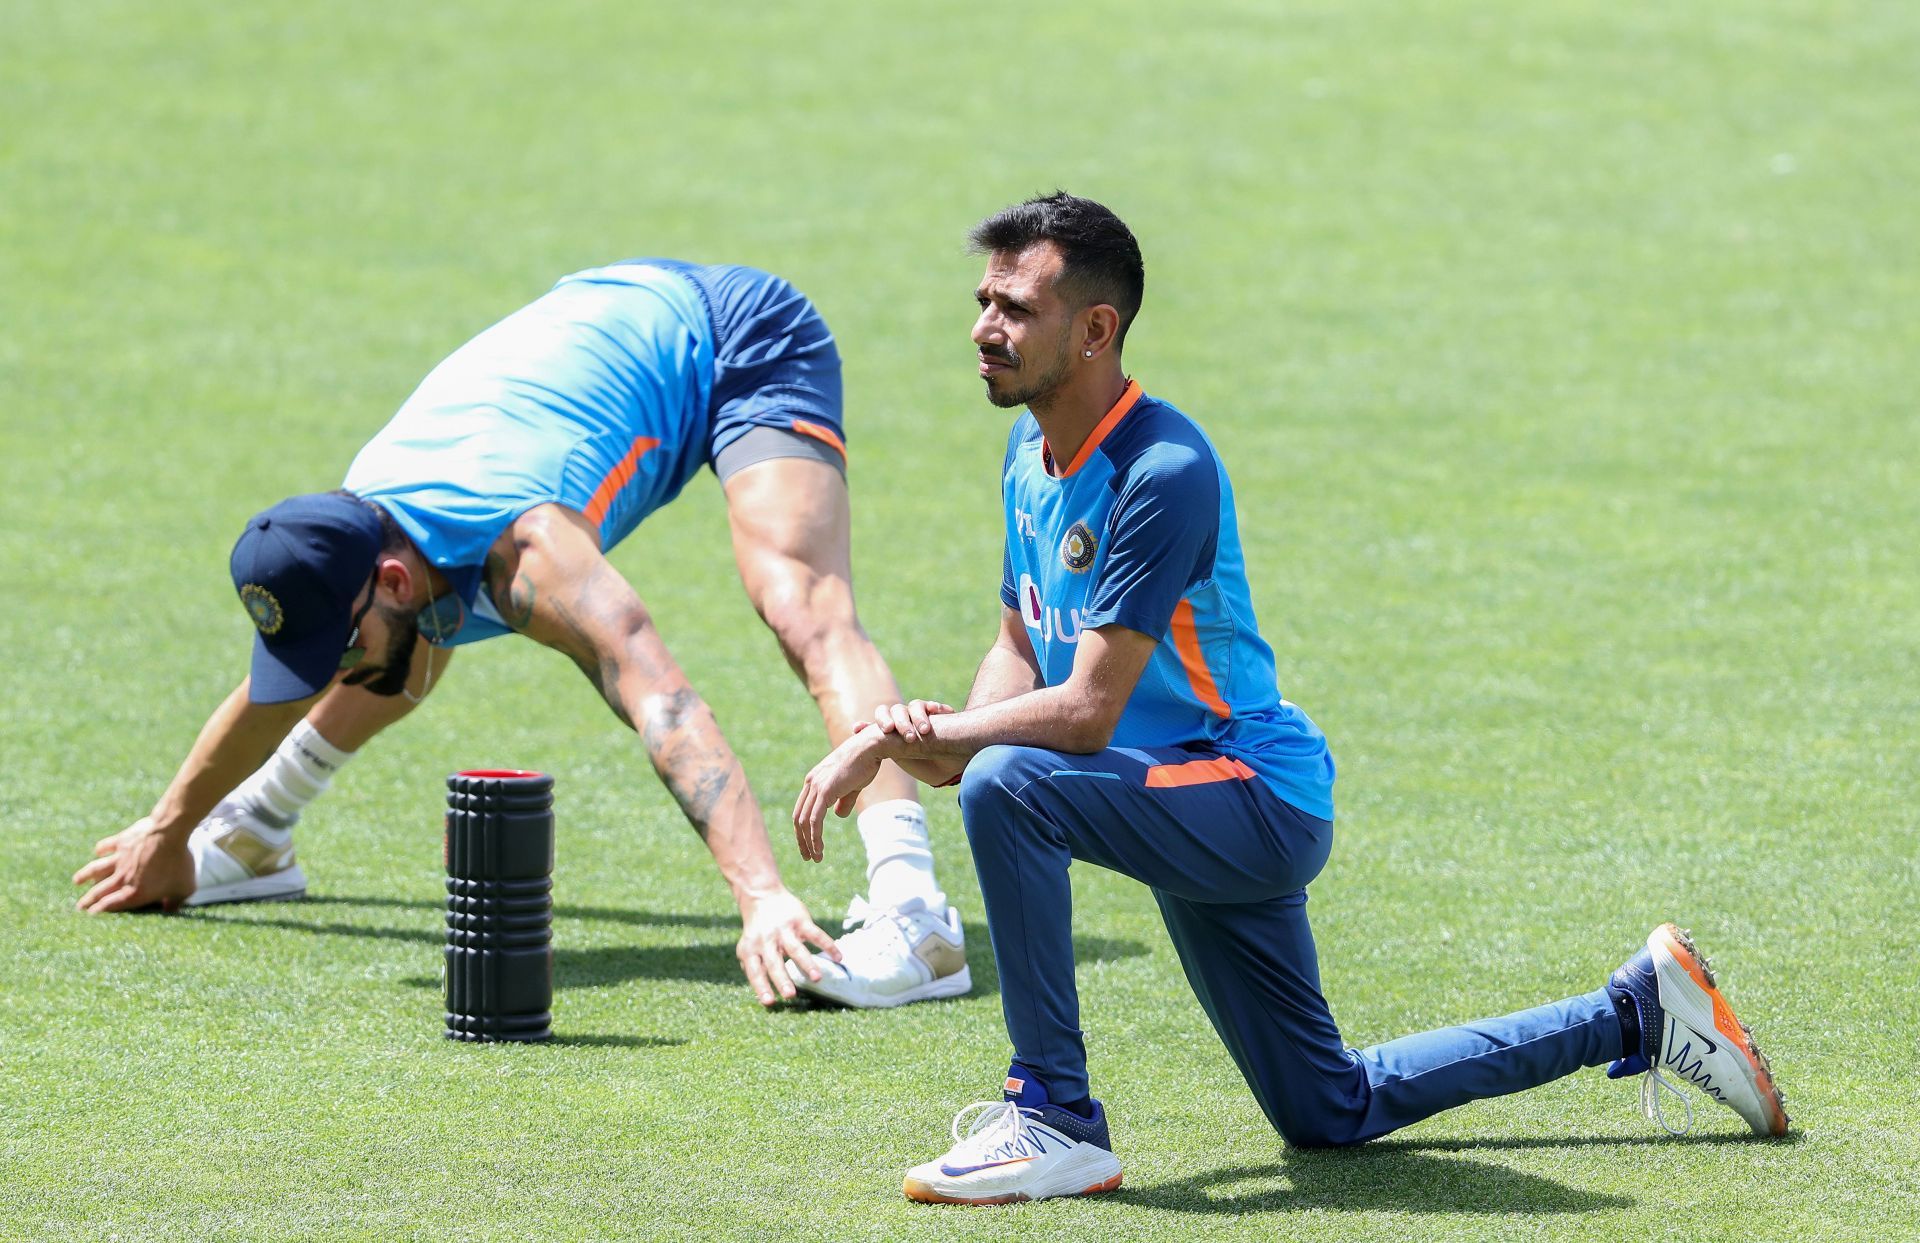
[148,681,311,840]
[872,626,1046,787]
[880,623,1157,776]
[879,682,1112,772]
[583,621,785,905]
[501,505,793,908]
[632,682,783,902]
[965,639,1043,711]
[555,566,783,903]
[639,687,733,827]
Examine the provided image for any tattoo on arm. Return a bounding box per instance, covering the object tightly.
[639,686,733,839]
[544,560,661,726]
[569,650,634,728]
[530,548,734,837]
[484,553,539,632]
[664,758,733,839]
[505,574,536,630]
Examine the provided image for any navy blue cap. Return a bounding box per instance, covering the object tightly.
[229,493,385,703]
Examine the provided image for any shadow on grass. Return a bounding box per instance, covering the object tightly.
[1118,1149,1634,1215]
[553,942,744,989]
[962,933,1152,999]
[196,898,1154,999]
[298,894,735,930]
[194,912,434,946]
[432,1032,686,1050]
[546,1033,687,1049]
[195,907,748,989]
[1379,1131,1804,1153]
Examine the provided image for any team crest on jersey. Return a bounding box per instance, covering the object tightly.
[1060,521,1097,572]
[239,584,284,635]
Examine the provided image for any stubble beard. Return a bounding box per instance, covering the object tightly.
[983,328,1074,410]
[342,604,421,697]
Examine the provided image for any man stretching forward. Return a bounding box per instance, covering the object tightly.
[75,258,968,1009]
[794,195,1788,1202]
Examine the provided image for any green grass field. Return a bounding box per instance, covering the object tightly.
[4,1,1917,1238]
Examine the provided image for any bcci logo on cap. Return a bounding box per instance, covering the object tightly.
[239,583,284,635]
[1060,521,1097,573]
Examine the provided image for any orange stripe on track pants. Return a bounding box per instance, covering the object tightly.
[1143,756,1258,788]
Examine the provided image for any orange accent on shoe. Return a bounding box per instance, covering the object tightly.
[901,1172,1123,1206]
[903,1179,1030,1206]
[1653,924,1790,1136]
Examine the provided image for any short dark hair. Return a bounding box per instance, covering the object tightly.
[330,489,409,555]
[969,192,1146,350]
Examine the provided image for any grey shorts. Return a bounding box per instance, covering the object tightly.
[713,423,848,484]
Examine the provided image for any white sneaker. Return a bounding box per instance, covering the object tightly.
[904,1071,1124,1205]
[183,801,308,906]
[1608,923,1789,1136]
[787,896,969,1008]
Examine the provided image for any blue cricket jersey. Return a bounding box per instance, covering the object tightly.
[999,379,1336,819]
[343,262,717,645]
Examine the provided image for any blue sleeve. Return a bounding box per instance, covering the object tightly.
[998,423,1022,609]
[1078,446,1219,637]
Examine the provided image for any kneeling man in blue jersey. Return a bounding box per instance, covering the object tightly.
[74,259,967,1010]
[793,195,1789,1202]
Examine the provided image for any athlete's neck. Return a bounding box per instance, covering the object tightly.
[1033,369,1130,476]
[401,539,452,607]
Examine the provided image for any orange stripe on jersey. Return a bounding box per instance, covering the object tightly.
[1170,598,1230,718]
[1052,378,1143,478]
[1145,756,1257,788]
[789,418,847,460]
[583,436,662,529]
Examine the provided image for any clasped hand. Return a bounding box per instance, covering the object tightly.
[790,701,954,860]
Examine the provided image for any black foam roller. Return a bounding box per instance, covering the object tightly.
[443,769,554,1042]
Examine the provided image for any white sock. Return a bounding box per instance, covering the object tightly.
[227,719,354,832]
[855,799,944,912]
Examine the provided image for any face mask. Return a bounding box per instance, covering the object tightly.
[416,590,467,646]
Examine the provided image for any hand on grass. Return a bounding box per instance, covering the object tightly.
[72,817,196,913]
[736,888,840,1007]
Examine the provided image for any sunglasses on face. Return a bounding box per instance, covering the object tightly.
[338,582,377,670]
[336,580,467,672]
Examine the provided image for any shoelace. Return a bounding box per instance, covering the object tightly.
[842,895,876,931]
[1640,1066,1694,1136]
[837,906,912,969]
[948,1100,1041,1157]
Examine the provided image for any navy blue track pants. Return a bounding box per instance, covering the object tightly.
[958,743,1623,1146]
